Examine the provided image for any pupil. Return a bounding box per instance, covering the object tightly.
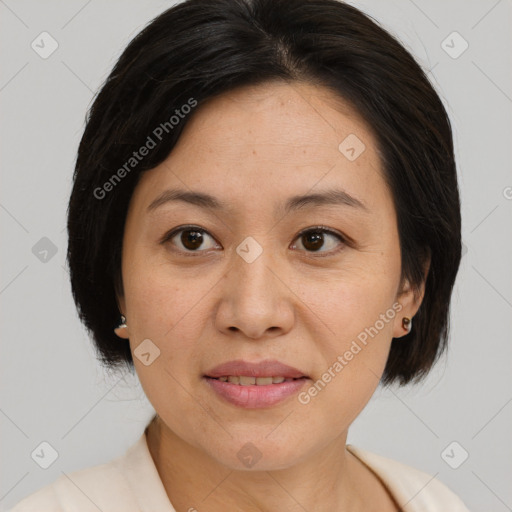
[182,230,203,250]
[303,232,323,251]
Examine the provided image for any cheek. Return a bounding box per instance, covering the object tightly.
[294,254,399,407]
[121,267,198,397]
[123,251,208,337]
[124,268,208,425]
[295,288,397,437]
[297,253,400,340]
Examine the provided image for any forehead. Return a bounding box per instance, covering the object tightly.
[180,81,375,158]
[130,81,389,217]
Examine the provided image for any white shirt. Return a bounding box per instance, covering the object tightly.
[9,432,471,511]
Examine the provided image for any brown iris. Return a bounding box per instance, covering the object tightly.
[301,231,324,251]
[180,229,204,250]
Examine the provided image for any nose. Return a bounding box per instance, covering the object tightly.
[214,239,295,340]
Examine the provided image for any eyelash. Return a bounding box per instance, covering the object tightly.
[160,224,348,258]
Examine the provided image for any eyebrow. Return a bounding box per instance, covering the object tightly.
[147,187,370,215]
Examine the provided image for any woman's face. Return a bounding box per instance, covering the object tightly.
[116,81,423,470]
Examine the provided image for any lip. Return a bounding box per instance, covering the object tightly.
[204,376,309,409]
[203,359,310,409]
[204,359,308,379]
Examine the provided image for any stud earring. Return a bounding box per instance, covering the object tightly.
[402,317,412,333]
[118,315,127,329]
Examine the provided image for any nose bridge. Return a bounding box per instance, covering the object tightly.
[215,233,294,338]
[231,234,277,300]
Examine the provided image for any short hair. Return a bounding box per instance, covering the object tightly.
[67,0,462,386]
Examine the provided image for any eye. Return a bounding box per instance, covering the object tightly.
[161,225,347,257]
[290,226,346,255]
[161,225,219,254]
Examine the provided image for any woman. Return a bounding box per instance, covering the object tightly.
[10,0,470,510]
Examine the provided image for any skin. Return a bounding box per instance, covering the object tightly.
[115,81,429,511]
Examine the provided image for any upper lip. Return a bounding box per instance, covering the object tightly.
[204,359,308,379]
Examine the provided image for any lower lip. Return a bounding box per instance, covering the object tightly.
[204,377,309,409]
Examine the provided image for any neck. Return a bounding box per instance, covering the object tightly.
[144,414,386,512]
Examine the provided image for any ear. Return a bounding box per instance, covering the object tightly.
[114,324,130,339]
[393,252,431,339]
[114,285,130,340]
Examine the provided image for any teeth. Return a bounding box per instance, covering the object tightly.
[214,376,299,385]
[256,377,273,385]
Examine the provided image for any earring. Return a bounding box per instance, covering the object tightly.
[402,317,412,333]
[118,315,127,329]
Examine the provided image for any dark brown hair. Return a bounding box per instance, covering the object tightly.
[67,0,461,386]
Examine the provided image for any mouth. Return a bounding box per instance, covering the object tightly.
[205,375,307,385]
[202,359,310,408]
[204,358,309,380]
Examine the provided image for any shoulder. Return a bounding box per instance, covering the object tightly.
[347,444,471,511]
[8,432,173,512]
[7,457,133,512]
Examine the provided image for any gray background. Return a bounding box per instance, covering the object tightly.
[1,0,511,510]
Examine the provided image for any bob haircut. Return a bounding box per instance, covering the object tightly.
[67,0,462,386]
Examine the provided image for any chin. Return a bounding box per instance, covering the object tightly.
[208,436,308,472]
